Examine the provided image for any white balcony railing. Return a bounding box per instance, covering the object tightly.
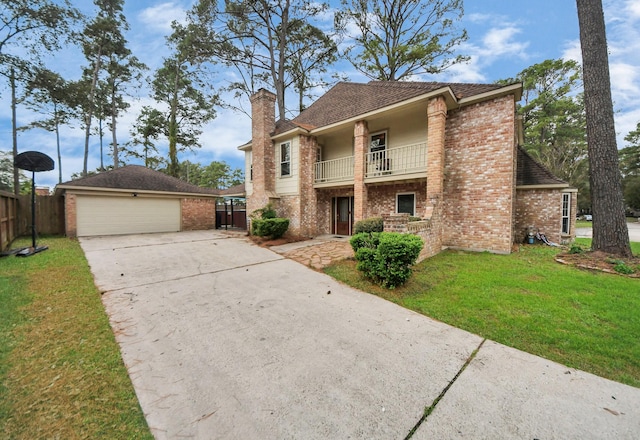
[314,141,427,183]
[314,156,354,183]
[365,142,427,178]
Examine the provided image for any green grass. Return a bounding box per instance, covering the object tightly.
[325,240,640,388]
[575,220,592,228]
[0,236,153,439]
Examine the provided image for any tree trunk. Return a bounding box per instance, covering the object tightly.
[111,104,118,168]
[84,51,102,176]
[11,68,19,194]
[54,102,62,184]
[168,61,180,177]
[576,0,632,257]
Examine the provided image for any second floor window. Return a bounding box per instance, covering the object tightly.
[370,131,387,153]
[280,142,291,177]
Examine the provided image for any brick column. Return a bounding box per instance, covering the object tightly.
[299,135,318,236]
[64,193,77,237]
[248,89,277,214]
[353,120,368,223]
[425,96,447,218]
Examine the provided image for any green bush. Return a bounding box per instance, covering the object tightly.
[351,232,423,288]
[251,218,290,239]
[251,203,277,220]
[568,244,584,254]
[353,217,384,234]
[350,231,381,252]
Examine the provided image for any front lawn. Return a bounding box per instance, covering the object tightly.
[325,241,640,388]
[0,236,152,439]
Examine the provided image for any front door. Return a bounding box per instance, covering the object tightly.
[334,197,353,235]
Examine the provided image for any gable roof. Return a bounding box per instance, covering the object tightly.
[56,165,222,195]
[516,147,568,186]
[280,81,510,134]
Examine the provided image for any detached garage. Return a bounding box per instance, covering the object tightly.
[76,195,180,236]
[56,166,234,238]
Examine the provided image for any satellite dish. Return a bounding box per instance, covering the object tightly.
[13,151,55,256]
[14,151,55,172]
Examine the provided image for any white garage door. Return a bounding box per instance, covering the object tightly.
[76,195,180,237]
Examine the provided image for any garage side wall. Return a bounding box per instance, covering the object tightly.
[182,198,216,230]
[515,188,576,245]
[64,193,78,237]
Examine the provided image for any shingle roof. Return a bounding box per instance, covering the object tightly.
[218,183,246,197]
[516,147,567,186]
[57,165,221,195]
[281,81,506,134]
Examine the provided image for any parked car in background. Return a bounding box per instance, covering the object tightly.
[584,214,592,221]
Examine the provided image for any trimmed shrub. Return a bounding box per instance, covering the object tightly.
[351,232,423,288]
[251,218,290,239]
[250,203,277,220]
[353,217,384,234]
[350,232,381,253]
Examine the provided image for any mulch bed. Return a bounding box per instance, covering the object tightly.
[555,250,640,278]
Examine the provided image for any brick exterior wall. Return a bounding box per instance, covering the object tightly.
[366,182,426,219]
[515,189,577,245]
[277,195,301,236]
[442,96,516,254]
[181,198,216,231]
[64,193,77,237]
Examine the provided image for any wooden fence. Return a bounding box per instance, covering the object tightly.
[1,191,65,252]
[1,191,19,252]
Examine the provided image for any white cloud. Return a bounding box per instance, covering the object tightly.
[561,39,582,63]
[616,108,640,147]
[610,63,640,99]
[466,13,497,24]
[480,27,529,59]
[138,2,188,33]
[434,26,529,83]
[627,0,640,18]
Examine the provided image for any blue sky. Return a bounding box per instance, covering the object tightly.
[1,0,639,190]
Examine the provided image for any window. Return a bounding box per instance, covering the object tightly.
[561,193,571,234]
[280,142,291,177]
[397,193,415,216]
[370,131,387,153]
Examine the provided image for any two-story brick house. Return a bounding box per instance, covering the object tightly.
[240,81,576,257]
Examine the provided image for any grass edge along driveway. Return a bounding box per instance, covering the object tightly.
[325,240,640,389]
[0,236,152,439]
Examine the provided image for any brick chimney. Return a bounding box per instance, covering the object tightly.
[248,89,277,213]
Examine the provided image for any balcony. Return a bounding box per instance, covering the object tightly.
[314,142,427,186]
[314,156,355,185]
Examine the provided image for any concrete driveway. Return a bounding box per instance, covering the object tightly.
[576,220,640,241]
[80,231,640,439]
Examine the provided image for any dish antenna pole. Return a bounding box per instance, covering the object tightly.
[14,151,55,256]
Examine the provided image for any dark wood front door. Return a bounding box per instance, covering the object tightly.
[334,196,353,235]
